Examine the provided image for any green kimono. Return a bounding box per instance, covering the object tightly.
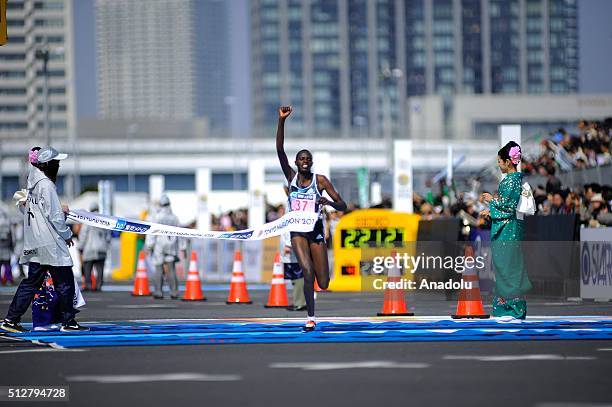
[489,171,532,319]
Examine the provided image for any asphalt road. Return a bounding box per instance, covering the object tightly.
[0,287,611,407]
[1,285,609,321]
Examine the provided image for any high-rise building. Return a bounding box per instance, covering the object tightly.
[95,0,231,129]
[250,0,578,138]
[0,0,76,142]
[95,0,195,120]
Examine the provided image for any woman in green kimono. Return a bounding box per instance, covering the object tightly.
[480,141,532,319]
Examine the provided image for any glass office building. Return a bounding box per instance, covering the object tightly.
[95,0,232,129]
[0,0,76,140]
[250,0,578,138]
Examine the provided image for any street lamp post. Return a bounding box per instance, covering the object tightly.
[35,40,51,146]
[381,67,403,170]
[127,124,138,193]
[35,39,64,147]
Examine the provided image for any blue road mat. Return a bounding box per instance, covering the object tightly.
[4,318,612,348]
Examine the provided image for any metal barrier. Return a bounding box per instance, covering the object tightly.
[526,164,612,190]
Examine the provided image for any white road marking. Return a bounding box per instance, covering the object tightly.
[0,348,84,355]
[0,335,23,342]
[542,302,580,306]
[122,316,612,324]
[536,403,612,407]
[270,361,430,370]
[443,354,596,362]
[65,373,241,383]
[108,305,178,309]
[596,348,612,351]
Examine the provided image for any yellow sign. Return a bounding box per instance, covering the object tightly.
[0,0,7,46]
[329,209,420,291]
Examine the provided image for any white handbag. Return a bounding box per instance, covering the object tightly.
[73,276,86,308]
[516,182,536,219]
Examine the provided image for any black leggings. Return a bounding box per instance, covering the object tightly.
[82,259,105,290]
[290,236,330,317]
[6,262,77,324]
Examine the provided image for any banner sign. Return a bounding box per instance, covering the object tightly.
[393,140,413,213]
[68,209,318,241]
[581,228,612,301]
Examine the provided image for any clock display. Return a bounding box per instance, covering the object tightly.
[340,228,404,248]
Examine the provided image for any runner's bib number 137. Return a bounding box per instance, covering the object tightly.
[290,192,317,212]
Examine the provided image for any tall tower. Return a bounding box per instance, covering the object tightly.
[0,0,76,143]
[95,0,196,120]
[94,0,232,129]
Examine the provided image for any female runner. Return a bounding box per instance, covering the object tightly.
[276,106,347,331]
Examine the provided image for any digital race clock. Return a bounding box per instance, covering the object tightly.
[340,228,404,248]
[329,209,420,291]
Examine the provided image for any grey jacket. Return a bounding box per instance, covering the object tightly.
[78,221,111,261]
[21,166,73,266]
[145,206,181,266]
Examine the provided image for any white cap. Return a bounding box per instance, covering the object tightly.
[37,146,68,163]
[159,194,170,207]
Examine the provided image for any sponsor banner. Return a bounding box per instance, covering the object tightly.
[393,140,413,213]
[581,228,612,301]
[68,209,318,242]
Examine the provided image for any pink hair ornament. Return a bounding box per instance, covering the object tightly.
[28,149,39,164]
[509,146,521,165]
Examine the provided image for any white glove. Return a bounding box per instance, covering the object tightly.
[13,189,27,207]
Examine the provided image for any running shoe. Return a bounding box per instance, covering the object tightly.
[302,320,316,332]
[1,319,28,333]
[60,321,90,332]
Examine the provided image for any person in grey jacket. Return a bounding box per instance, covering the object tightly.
[1,146,88,333]
[145,195,182,299]
[78,202,111,291]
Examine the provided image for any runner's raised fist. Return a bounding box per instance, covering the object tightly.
[279,106,292,119]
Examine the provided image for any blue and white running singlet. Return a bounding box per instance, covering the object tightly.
[288,173,323,218]
[288,173,325,243]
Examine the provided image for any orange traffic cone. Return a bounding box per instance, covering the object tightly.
[91,268,98,291]
[182,251,206,301]
[265,252,289,308]
[377,251,413,316]
[132,251,151,296]
[81,270,98,291]
[226,250,252,304]
[451,245,489,319]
